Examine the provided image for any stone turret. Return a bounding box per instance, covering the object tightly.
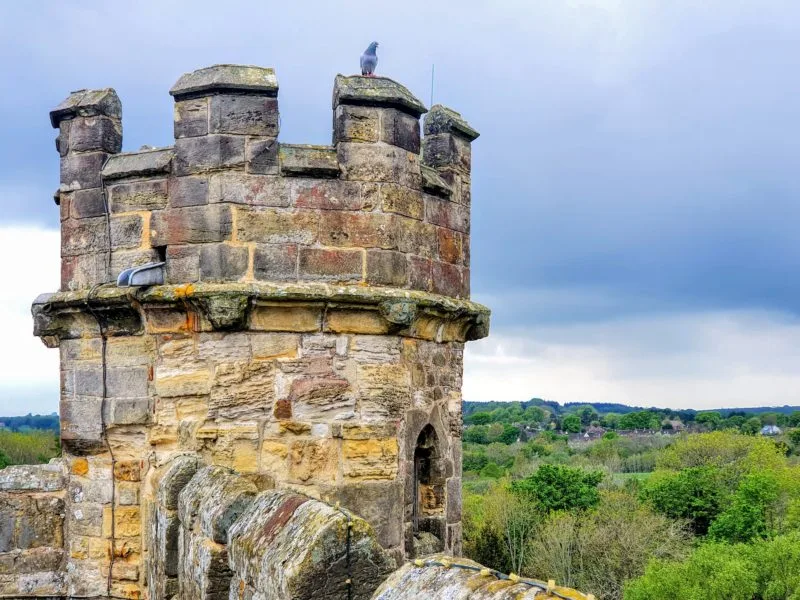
[29,64,489,599]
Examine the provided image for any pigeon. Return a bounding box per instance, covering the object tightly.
[360,42,379,77]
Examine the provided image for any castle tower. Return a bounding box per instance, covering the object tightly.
[34,65,489,598]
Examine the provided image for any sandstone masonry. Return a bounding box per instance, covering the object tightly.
[15,64,488,599]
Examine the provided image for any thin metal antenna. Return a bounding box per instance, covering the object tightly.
[430,64,435,107]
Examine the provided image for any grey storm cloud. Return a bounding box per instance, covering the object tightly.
[2,0,800,330]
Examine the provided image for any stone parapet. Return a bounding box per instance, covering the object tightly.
[0,461,67,598]
[371,555,589,600]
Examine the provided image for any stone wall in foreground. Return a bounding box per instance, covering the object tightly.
[0,463,66,597]
[145,459,394,600]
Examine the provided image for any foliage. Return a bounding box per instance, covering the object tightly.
[0,429,60,465]
[624,542,758,600]
[529,491,689,600]
[562,414,582,433]
[618,411,660,431]
[512,464,603,513]
[624,535,800,600]
[641,466,725,534]
[707,471,781,543]
[0,413,59,432]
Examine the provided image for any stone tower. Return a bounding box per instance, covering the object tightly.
[32,64,489,598]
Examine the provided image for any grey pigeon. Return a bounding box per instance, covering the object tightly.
[360,42,379,77]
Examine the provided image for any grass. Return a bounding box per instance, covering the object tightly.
[0,429,60,467]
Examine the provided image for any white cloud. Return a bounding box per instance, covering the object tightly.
[464,310,800,410]
[0,226,60,416]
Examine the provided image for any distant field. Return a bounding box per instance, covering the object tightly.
[0,429,60,467]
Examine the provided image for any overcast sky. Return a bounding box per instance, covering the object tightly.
[1,0,800,415]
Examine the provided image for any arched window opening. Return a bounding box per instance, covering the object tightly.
[410,425,445,556]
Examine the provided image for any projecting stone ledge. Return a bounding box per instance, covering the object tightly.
[333,75,427,118]
[32,282,490,346]
[170,64,279,99]
[371,555,590,600]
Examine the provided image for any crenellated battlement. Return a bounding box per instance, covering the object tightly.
[22,63,488,600]
[52,65,478,299]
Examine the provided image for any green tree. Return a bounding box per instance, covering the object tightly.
[463,425,488,444]
[619,411,660,431]
[641,466,725,534]
[624,542,758,600]
[511,464,603,513]
[480,462,504,478]
[741,416,762,435]
[708,472,781,543]
[562,414,582,433]
[696,411,723,431]
[788,411,800,427]
[469,412,492,425]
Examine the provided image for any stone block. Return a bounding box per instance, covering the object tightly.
[342,438,399,480]
[249,333,299,360]
[446,477,462,523]
[425,197,469,233]
[381,108,421,153]
[174,134,245,175]
[61,217,107,257]
[170,175,209,207]
[246,136,279,174]
[174,97,209,138]
[337,142,421,189]
[199,243,248,281]
[150,204,232,246]
[328,481,403,549]
[326,310,389,335]
[68,115,122,153]
[333,104,380,144]
[69,188,107,218]
[208,172,289,207]
[292,179,364,210]
[155,365,212,398]
[318,211,397,249]
[437,228,463,264]
[102,148,173,180]
[111,215,145,252]
[0,464,65,492]
[235,208,318,244]
[279,144,339,177]
[108,178,169,212]
[250,305,321,333]
[422,133,472,172]
[366,249,408,287]
[60,252,107,291]
[106,366,149,398]
[380,183,423,219]
[165,244,200,282]
[288,439,338,484]
[431,261,462,297]
[209,94,279,136]
[109,397,151,425]
[395,216,438,258]
[357,363,411,421]
[288,376,354,421]
[298,248,363,282]
[253,243,298,281]
[209,360,274,419]
[408,256,432,291]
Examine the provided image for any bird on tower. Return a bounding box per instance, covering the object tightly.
[361,42,379,77]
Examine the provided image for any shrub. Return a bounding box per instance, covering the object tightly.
[640,466,724,535]
[512,464,603,513]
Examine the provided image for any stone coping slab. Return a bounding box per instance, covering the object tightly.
[333,75,427,118]
[170,64,278,99]
[32,282,490,345]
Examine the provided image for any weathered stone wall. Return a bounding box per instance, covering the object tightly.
[0,463,66,597]
[144,459,393,600]
[27,63,487,599]
[371,555,590,600]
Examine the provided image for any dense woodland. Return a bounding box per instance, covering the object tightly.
[461,400,800,599]
[3,403,800,598]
